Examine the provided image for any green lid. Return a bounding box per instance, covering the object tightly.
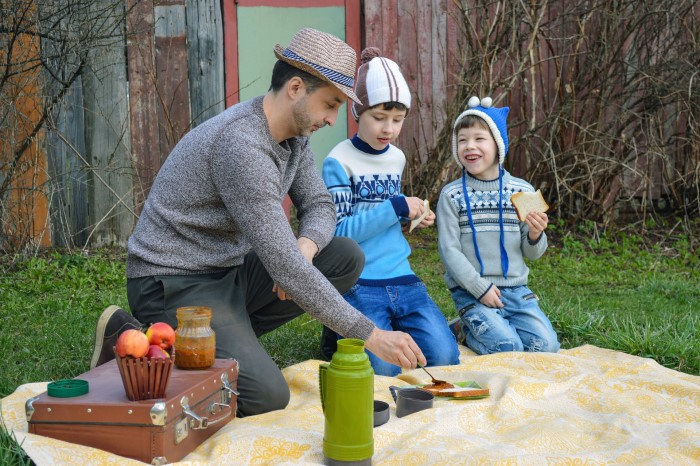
[47,379,89,398]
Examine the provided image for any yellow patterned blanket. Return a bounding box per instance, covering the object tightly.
[2,345,699,465]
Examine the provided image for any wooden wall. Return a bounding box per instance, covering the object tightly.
[363,0,462,174]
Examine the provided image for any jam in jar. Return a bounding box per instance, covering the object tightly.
[174,306,216,369]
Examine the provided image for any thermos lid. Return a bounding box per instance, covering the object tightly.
[331,339,370,369]
[47,379,89,397]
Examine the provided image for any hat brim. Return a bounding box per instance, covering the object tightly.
[274,44,361,104]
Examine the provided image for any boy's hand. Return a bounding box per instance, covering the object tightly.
[365,328,427,369]
[417,210,435,228]
[405,196,428,219]
[480,285,504,308]
[525,211,548,241]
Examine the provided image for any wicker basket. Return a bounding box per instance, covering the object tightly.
[114,347,174,401]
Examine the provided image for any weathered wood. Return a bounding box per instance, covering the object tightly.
[154,2,192,157]
[126,0,161,213]
[222,0,239,107]
[185,0,225,126]
[431,0,448,134]
[82,0,134,247]
[381,0,399,61]
[345,0,361,137]
[45,79,88,248]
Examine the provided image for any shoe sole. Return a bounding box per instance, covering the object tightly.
[90,305,122,369]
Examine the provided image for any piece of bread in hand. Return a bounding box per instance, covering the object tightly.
[409,199,430,233]
[511,189,549,222]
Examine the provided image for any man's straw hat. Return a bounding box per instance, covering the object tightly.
[274,28,361,104]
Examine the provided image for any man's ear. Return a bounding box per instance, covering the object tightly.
[286,76,305,100]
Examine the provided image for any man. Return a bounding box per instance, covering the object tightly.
[91,28,426,417]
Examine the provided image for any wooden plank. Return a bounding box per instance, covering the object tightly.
[381,0,399,60]
[82,0,135,246]
[238,0,344,5]
[445,0,461,97]
[431,0,448,137]
[154,3,192,157]
[186,0,225,126]
[397,0,419,176]
[45,79,88,247]
[126,0,161,213]
[345,0,361,137]
[363,0,383,50]
[222,0,239,107]
[415,0,432,162]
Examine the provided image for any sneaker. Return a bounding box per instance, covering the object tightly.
[90,305,142,368]
[448,317,467,345]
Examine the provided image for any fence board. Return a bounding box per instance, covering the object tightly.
[82,0,134,247]
[45,79,88,248]
[186,0,225,126]
[154,3,192,157]
[126,0,161,213]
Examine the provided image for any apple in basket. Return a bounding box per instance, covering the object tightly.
[116,329,149,358]
[146,344,170,359]
[146,322,176,351]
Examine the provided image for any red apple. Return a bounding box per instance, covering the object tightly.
[116,329,149,358]
[146,322,176,350]
[146,344,170,359]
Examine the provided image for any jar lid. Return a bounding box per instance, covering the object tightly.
[47,379,89,398]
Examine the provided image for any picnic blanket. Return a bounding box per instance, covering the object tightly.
[2,344,699,465]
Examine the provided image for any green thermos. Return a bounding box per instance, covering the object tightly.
[319,338,374,465]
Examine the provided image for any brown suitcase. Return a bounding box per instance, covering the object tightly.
[26,358,239,465]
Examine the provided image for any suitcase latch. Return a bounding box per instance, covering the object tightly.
[176,395,233,444]
[221,372,239,404]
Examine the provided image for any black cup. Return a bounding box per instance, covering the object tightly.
[388,385,434,418]
[373,400,390,427]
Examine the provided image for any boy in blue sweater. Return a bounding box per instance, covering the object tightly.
[437,96,559,355]
[321,48,460,375]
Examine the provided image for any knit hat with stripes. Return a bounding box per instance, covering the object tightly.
[352,47,411,120]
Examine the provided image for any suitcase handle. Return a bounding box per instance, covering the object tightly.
[180,396,232,430]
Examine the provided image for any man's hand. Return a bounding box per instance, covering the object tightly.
[273,236,319,300]
[525,211,548,241]
[364,328,427,369]
[480,285,503,308]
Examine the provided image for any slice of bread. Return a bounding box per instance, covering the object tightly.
[511,189,549,222]
[409,199,430,233]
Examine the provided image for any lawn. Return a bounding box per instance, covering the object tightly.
[1,222,699,464]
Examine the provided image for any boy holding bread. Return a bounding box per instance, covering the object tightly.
[437,96,559,355]
[320,48,460,375]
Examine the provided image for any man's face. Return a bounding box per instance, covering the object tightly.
[291,84,346,137]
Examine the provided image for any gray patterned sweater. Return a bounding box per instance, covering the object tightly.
[126,96,376,341]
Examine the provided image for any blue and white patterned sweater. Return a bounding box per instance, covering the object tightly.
[322,136,418,284]
[436,170,547,299]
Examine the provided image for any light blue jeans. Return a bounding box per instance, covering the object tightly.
[451,285,560,355]
[343,281,460,376]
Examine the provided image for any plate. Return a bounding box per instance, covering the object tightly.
[415,381,489,400]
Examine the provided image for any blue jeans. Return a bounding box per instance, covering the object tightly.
[451,285,560,355]
[343,281,460,376]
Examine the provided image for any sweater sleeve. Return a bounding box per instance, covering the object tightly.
[288,139,337,251]
[210,130,375,341]
[521,224,548,260]
[437,187,492,298]
[322,157,401,243]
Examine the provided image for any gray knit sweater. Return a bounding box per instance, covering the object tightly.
[126,96,375,341]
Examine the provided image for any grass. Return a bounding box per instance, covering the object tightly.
[1,223,699,464]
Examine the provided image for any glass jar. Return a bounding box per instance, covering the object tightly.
[174,306,216,369]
